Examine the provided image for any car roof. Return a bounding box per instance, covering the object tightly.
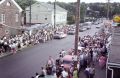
[63,55,73,61]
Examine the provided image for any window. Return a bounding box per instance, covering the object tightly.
[16,14,19,22]
[6,2,11,6]
[1,14,5,23]
[45,18,47,20]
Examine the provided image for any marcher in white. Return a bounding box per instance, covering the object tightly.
[61,68,68,78]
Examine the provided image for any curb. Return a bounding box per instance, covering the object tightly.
[0,52,13,59]
[0,40,52,59]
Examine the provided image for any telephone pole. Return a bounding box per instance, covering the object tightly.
[74,0,80,67]
[107,0,110,20]
[29,0,32,26]
[54,0,56,29]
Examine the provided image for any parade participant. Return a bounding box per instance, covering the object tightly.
[98,55,106,69]
[73,67,78,78]
[84,66,90,78]
[46,56,55,75]
[47,56,55,67]
[56,66,63,78]
[39,67,46,77]
[35,73,39,78]
[89,65,95,78]
[61,68,68,78]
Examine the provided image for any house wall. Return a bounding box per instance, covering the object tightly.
[0,0,22,36]
[26,4,52,24]
[51,11,67,25]
[26,3,67,25]
[0,24,5,38]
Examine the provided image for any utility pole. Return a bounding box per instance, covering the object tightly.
[107,0,110,20]
[54,0,56,29]
[74,0,80,67]
[29,0,32,26]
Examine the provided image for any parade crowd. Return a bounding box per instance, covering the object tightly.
[0,23,110,78]
[31,27,110,78]
[0,29,54,55]
[0,24,70,55]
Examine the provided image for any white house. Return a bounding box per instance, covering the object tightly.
[26,2,67,25]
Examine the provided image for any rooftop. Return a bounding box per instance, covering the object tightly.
[108,27,120,67]
[26,2,67,12]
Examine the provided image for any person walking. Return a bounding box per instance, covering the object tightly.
[84,66,90,78]
[61,68,68,78]
[39,67,46,77]
[89,65,95,78]
[73,67,78,78]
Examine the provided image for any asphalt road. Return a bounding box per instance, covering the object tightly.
[0,24,101,78]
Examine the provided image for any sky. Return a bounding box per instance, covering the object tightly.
[37,0,120,3]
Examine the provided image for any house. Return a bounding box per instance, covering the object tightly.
[0,0,23,38]
[25,2,67,25]
[107,26,120,78]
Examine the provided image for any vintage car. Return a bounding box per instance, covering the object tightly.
[54,32,67,39]
[61,55,73,69]
[67,29,75,35]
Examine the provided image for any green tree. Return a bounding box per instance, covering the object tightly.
[80,2,87,22]
[15,0,36,10]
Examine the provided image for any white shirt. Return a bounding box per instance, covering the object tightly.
[61,51,66,56]
[0,40,3,43]
[85,67,90,72]
[62,70,68,78]
[80,54,84,60]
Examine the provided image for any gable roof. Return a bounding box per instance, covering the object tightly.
[0,0,22,12]
[26,2,67,12]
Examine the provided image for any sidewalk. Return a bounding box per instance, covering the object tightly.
[0,44,35,59]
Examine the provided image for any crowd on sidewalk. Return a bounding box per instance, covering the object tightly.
[0,29,54,55]
[0,24,73,56]
[31,28,110,78]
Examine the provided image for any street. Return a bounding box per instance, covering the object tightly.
[0,24,103,78]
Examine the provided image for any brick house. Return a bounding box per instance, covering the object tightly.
[0,0,23,38]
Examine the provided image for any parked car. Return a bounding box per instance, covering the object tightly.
[54,32,67,39]
[85,25,91,29]
[67,29,75,35]
[84,22,92,29]
[96,25,101,28]
[79,26,87,32]
[94,21,100,25]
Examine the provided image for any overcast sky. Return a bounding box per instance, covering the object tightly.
[37,0,120,3]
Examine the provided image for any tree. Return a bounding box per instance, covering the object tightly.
[80,2,87,22]
[15,0,36,10]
